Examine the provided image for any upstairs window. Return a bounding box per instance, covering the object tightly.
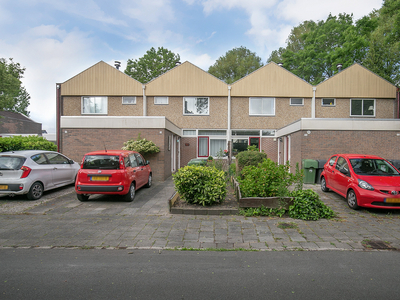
[154,97,168,105]
[322,98,335,107]
[290,98,304,106]
[249,97,275,116]
[82,97,107,114]
[184,97,209,115]
[351,99,375,117]
[122,97,136,105]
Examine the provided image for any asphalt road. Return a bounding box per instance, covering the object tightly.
[1,249,400,300]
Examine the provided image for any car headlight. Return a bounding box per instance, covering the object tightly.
[358,179,374,190]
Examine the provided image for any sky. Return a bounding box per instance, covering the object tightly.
[0,0,384,133]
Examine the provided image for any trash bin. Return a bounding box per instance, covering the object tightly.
[315,159,327,184]
[187,158,207,166]
[302,159,318,184]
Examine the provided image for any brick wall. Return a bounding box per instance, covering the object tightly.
[180,137,197,166]
[0,117,42,135]
[260,137,278,162]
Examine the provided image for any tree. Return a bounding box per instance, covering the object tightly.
[124,47,180,83]
[208,46,263,84]
[0,58,30,116]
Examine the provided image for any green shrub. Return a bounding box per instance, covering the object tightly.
[0,135,57,152]
[288,189,335,220]
[236,150,267,175]
[239,206,286,217]
[229,163,236,176]
[238,158,295,198]
[122,133,160,157]
[173,165,226,206]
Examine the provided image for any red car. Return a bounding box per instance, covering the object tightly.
[320,154,400,210]
[75,150,152,202]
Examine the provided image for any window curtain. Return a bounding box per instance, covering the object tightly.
[210,139,226,157]
[198,137,208,157]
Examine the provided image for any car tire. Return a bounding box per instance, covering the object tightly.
[347,189,359,210]
[321,177,329,192]
[77,194,90,202]
[123,183,135,202]
[145,174,152,188]
[26,181,44,200]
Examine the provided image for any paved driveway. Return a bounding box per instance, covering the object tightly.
[1,178,400,251]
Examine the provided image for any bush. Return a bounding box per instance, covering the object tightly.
[0,135,57,152]
[236,150,267,175]
[288,189,335,220]
[173,165,226,206]
[122,133,160,157]
[238,158,295,198]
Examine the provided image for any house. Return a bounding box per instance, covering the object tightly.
[56,61,399,181]
[0,111,42,137]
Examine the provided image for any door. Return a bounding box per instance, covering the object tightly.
[45,153,76,187]
[134,153,147,188]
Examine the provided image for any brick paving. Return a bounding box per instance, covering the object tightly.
[1,178,400,251]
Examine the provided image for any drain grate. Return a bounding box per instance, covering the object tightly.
[363,240,396,250]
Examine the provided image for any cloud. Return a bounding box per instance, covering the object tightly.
[120,0,175,24]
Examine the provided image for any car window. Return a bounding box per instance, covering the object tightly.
[129,154,138,167]
[350,158,400,176]
[335,157,348,172]
[46,153,69,164]
[31,153,48,165]
[82,155,120,169]
[135,153,145,166]
[329,156,337,166]
[124,156,130,167]
[0,156,26,170]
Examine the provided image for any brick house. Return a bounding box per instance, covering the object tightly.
[56,61,399,181]
[0,111,42,137]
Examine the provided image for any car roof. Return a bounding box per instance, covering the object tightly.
[83,150,138,156]
[331,154,384,160]
[0,150,58,157]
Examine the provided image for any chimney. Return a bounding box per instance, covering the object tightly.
[114,61,121,70]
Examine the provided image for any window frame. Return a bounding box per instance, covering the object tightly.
[122,96,136,105]
[183,97,209,116]
[198,136,210,157]
[290,98,304,106]
[81,96,108,114]
[249,97,275,116]
[154,97,169,105]
[321,98,336,107]
[350,98,376,117]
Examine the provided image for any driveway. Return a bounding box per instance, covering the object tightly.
[0,178,400,251]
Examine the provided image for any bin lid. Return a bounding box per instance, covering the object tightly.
[302,159,318,168]
[317,159,327,168]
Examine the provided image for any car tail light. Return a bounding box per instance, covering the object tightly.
[20,166,32,178]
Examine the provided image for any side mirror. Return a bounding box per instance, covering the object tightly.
[68,159,74,164]
[146,160,150,165]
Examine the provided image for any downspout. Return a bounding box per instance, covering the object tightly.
[142,85,147,116]
[56,83,61,152]
[397,88,399,119]
[227,86,231,163]
[312,87,316,118]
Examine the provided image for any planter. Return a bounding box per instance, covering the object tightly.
[232,177,293,209]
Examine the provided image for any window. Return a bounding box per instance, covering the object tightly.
[198,137,226,157]
[183,130,196,136]
[262,130,276,137]
[184,97,209,115]
[210,139,226,157]
[198,137,209,157]
[351,99,375,117]
[232,139,248,153]
[46,153,69,164]
[290,98,304,106]
[232,130,260,136]
[249,98,275,115]
[154,97,168,105]
[82,97,107,114]
[122,97,136,105]
[322,98,335,106]
[198,130,226,136]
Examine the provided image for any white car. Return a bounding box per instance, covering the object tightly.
[0,150,80,200]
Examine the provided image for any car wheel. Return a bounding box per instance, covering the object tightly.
[347,189,359,210]
[123,183,135,202]
[321,177,329,192]
[27,182,44,200]
[145,174,152,188]
[77,194,90,202]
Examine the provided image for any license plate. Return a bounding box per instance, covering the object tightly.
[0,185,8,190]
[385,198,400,203]
[91,176,109,181]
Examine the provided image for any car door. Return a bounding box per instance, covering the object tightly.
[333,156,351,197]
[324,155,337,189]
[45,153,76,187]
[129,154,143,187]
[134,153,147,188]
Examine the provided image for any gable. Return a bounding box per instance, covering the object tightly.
[316,64,397,98]
[146,61,228,96]
[60,61,143,96]
[231,62,313,97]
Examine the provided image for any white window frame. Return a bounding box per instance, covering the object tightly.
[154,97,168,105]
[82,96,108,114]
[183,97,209,115]
[290,98,304,106]
[122,96,136,105]
[249,97,275,116]
[183,129,196,136]
[350,99,376,117]
[321,98,336,107]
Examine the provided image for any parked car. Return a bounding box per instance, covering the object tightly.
[75,150,152,202]
[320,154,400,210]
[0,150,80,200]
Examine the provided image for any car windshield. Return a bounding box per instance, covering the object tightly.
[0,156,26,170]
[82,155,120,169]
[350,158,400,176]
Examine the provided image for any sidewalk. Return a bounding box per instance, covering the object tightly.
[0,178,400,251]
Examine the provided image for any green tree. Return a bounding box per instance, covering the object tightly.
[208,46,264,84]
[0,58,30,116]
[124,47,180,83]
